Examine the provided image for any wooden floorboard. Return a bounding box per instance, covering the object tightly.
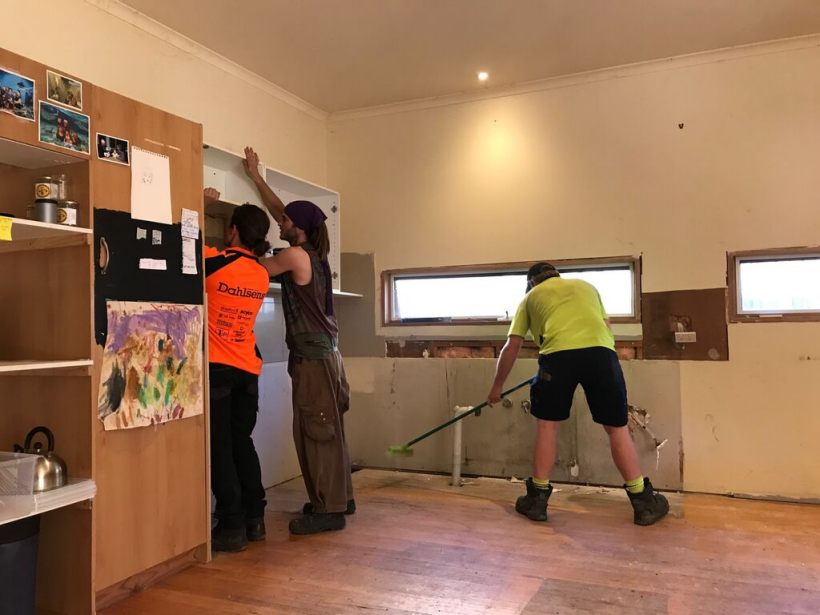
[99,470,820,614]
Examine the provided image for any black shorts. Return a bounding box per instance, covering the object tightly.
[529,347,628,427]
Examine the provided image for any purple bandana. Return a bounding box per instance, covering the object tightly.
[285,200,327,235]
[284,200,334,317]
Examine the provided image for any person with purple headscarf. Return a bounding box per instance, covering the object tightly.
[242,146,355,535]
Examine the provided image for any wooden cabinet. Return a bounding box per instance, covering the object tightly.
[0,47,208,613]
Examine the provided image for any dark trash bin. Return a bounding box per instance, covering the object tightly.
[0,515,40,615]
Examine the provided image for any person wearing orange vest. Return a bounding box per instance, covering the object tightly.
[203,188,272,552]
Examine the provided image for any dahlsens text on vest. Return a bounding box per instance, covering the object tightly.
[217,282,265,300]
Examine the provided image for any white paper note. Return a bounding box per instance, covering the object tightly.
[139,258,167,271]
[131,146,172,224]
[181,208,200,239]
[152,229,162,245]
[136,227,147,240]
[182,237,197,275]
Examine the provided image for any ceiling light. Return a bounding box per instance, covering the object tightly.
[477,71,489,82]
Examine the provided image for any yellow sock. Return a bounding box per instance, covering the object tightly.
[626,476,645,494]
[532,477,550,489]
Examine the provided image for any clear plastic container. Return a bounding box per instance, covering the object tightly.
[0,452,37,524]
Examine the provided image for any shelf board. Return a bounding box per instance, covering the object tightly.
[0,216,92,242]
[0,479,96,527]
[0,136,83,169]
[267,282,362,298]
[0,359,93,374]
[333,289,364,298]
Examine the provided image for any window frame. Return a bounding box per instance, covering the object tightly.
[728,247,820,323]
[381,256,642,326]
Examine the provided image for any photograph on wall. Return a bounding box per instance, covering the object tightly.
[0,67,35,121]
[46,69,83,110]
[39,100,90,154]
[96,132,130,165]
[97,301,204,431]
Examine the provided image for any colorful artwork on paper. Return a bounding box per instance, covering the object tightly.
[98,301,203,430]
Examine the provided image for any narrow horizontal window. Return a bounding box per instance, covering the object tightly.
[730,249,820,321]
[383,257,640,326]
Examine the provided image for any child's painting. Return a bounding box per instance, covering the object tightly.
[39,100,90,154]
[98,301,204,431]
[46,70,83,110]
[0,67,35,121]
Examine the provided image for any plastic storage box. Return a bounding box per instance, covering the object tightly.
[0,452,38,524]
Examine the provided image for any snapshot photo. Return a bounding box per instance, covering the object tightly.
[0,67,35,121]
[39,100,90,154]
[96,132,130,165]
[46,69,83,110]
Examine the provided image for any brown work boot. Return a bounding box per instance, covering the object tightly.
[625,477,669,526]
[289,512,346,535]
[515,478,552,521]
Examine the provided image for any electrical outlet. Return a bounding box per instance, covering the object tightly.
[674,331,697,344]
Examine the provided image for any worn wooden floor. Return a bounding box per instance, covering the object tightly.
[100,470,820,614]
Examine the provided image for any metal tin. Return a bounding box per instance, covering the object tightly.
[33,199,58,224]
[34,177,59,200]
[56,200,78,226]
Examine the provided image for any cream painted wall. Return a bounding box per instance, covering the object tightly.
[329,41,820,498]
[0,0,327,184]
[329,42,820,293]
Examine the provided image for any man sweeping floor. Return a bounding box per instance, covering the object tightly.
[486,262,669,525]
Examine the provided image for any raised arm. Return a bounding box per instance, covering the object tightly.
[242,146,285,223]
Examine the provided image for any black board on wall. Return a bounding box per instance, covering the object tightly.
[94,208,203,346]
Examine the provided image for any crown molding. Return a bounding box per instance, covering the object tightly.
[85,0,328,121]
[330,33,820,123]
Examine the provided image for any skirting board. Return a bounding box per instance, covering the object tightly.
[95,546,203,610]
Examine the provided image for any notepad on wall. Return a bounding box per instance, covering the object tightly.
[131,146,172,224]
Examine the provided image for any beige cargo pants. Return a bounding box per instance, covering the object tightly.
[289,350,354,514]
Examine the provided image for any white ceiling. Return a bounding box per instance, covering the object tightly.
[120,0,820,113]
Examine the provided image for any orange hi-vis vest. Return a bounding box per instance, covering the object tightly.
[204,246,269,375]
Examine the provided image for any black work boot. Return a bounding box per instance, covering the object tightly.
[626,477,669,526]
[515,478,553,521]
[289,512,346,535]
[302,499,356,515]
[212,526,248,552]
[246,517,266,542]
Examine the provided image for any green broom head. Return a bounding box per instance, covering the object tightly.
[386,444,414,457]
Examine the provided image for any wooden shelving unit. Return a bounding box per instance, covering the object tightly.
[0,79,96,615]
[1,46,208,614]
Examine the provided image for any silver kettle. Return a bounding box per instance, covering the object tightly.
[14,426,68,492]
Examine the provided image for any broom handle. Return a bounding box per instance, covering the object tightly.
[405,378,532,447]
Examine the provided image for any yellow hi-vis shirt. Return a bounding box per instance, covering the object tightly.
[508,277,614,355]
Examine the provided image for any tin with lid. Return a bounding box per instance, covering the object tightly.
[56,200,78,226]
[34,177,59,201]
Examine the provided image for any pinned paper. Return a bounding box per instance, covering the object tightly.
[0,216,11,241]
[152,229,162,245]
[130,146,172,224]
[181,208,199,239]
[138,258,167,271]
[182,237,197,275]
[136,227,147,240]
